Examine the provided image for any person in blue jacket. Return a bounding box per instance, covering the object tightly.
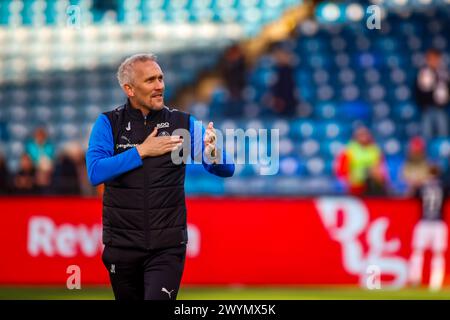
[86,53,234,300]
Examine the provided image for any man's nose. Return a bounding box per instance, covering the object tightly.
[156,80,164,90]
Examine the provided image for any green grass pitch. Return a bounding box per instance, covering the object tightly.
[1,285,450,300]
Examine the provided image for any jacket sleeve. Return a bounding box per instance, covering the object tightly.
[86,114,143,186]
[334,149,349,181]
[189,115,235,178]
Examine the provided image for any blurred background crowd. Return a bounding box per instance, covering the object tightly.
[0,0,449,197]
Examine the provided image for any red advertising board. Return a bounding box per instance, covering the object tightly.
[0,197,448,288]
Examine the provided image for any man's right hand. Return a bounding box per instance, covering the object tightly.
[136,127,183,158]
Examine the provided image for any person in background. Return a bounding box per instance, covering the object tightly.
[35,156,54,194]
[13,154,37,195]
[267,43,299,117]
[402,136,432,196]
[334,126,388,196]
[220,44,247,101]
[0,151,10,194]
[25,128,55,194]
[409,165,448,291]
[414,48,450,139]
[53,143,81,195]
[53,141,94,196]
[217,44,248,118]
[25,127,55,167]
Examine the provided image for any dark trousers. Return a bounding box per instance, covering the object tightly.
[102,244,186,300]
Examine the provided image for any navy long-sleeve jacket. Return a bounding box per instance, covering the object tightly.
[86,114,234,186]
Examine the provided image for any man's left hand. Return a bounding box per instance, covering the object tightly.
[204,121,218,164]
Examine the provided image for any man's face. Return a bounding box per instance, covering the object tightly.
[127,60,165,111]
[355,128,371,145]
[426,52,441,69]
[34,128,47,145]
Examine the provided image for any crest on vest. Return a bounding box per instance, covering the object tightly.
[157,131,170,137]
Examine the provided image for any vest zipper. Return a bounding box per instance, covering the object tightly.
[143,115,149,249]
[143,157,149,250]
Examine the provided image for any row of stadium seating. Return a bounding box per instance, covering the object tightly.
[189,6,450,194]
[0,49,220,102]
[0,47,222,173]
[0,4,449,195]
[0,0,296,83]
[0,0,301,25]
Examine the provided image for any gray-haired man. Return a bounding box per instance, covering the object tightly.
[86,53,234,300]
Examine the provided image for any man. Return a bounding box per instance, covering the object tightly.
[409,165,448,291]
[268,43,298,117]
[402,136,431,196]
[334,126,387,196]
[25,127,55,167]
[86,53,234,300]
[414,48,450,139]
[25,127,55,193]
[0,150,11,194]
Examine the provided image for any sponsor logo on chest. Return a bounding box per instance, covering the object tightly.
[157,122,170,129]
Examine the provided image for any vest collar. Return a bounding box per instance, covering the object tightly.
[125,99,164,121]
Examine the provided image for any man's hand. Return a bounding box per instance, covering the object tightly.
[136,127,183,159]
[204,121,218,164]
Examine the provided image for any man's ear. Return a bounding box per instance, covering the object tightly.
[123,84,134,97]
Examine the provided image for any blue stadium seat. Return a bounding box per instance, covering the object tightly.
[305,157,328,177]
[32,105,54,123]
[278,137,294,156]
[430,139,450,160]
[8,123,30,141]
[314,102,337,120]
[7,140,25,159]
[289,119,316,139]
[271,119,290,137]
[340,101,371,121]
[380,138,403,157]
[279,156,302,176]
[320,140,346,159]
[392,103,418,121]
[300,139,320,158]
